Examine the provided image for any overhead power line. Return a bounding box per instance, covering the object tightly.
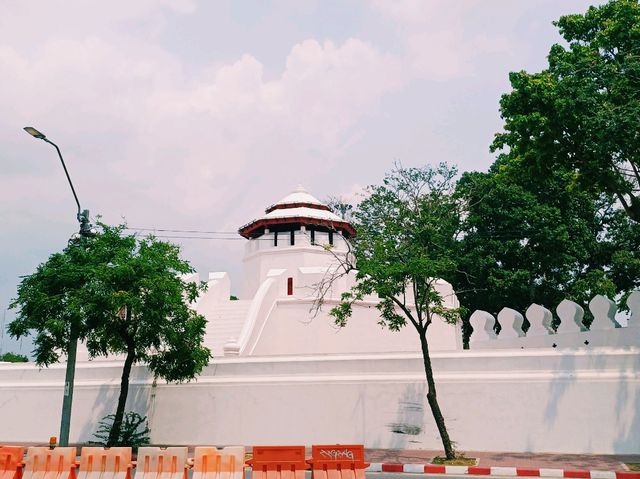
[125,226,555,242]
[125,227,238,235]
[125,227,349,242]
[154,235,247,241]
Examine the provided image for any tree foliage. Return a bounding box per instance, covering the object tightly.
[10,238,99,365]
[493,0,640,222]
[462,0,640,337]
[453,159,640,337]
[329,163,462,459]
[10,223,211,445]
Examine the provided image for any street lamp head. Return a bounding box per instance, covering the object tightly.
[24,126,46,140]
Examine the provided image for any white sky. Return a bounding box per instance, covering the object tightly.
[0,0,600,354]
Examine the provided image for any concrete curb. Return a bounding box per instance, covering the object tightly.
[365,463,640,478]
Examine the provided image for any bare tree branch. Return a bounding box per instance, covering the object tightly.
[308,231,356,317]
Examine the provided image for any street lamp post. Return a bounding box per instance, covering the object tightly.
[23,126,95,447]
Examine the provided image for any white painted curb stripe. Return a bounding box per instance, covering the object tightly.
[362,463,621,477]
[539,469,565,477]
[491,466,518,476]
[590,471,616,479]
[366,463,382,472]
[445,465,468,474]
[403,464,426,473]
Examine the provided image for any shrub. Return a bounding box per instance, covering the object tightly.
[0,352,29,362]
[91,412,150,447]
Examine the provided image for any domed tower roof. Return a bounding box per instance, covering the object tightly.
[238,185,356,239]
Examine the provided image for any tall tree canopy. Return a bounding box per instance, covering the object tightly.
[10,224,211,445]
[327,163,462,459]
[453,159,640,337]
[493,0,640,222]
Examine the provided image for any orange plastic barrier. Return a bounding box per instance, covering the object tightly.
[0,446,24,479]
[246,446,307,479]
[192,447,245,479]
[76,448,132,479]
[308,445,369,479]
[22,447,76,479]
[136,448,188,479]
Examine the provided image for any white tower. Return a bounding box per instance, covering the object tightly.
[238,185,355,299]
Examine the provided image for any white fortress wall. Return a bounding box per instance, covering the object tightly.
[201,272,232,303]
[5,186,637,455]
[0,348,637,454]
[224,259,461,356]
[469,290,640,349]
[249,299,422,355]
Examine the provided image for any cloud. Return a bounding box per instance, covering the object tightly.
[0,0,603,356]
[3,0,522,260]
[370,0,511,80]
[161,38,403,147]
[0,24,407,281]
[281,39,403,140]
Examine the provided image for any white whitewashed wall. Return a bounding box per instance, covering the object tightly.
[0,346,638,454]
[2,290,638,453]
[469,290,640,349]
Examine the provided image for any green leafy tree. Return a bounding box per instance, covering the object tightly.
[9,242,95,366]
[453,163,623,337]
[493,0,640,222]
[469,0,640,333]
[606,209,640,298]
[325,163,462,460]
[9,235,98,448]
[10,224,211,446]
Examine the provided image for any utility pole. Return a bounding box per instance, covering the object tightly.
[24,126,96,447]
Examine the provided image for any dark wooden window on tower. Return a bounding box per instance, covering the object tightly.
[329,231,334,245]
[290,230,295,246]
[310,229,315,245]
[274,231,278,246]
[287,277,293,295]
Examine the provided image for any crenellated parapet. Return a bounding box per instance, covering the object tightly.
[469,290,640,349]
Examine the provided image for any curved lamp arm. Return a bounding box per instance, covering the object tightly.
[24,126,83,221]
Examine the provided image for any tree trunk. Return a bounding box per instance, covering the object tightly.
[107,343,135,446]
[419,331,456,459]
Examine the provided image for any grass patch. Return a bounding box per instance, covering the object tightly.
[626,464,640,472]
[431,455,476,466]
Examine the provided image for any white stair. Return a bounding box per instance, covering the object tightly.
[203,300,251,357]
